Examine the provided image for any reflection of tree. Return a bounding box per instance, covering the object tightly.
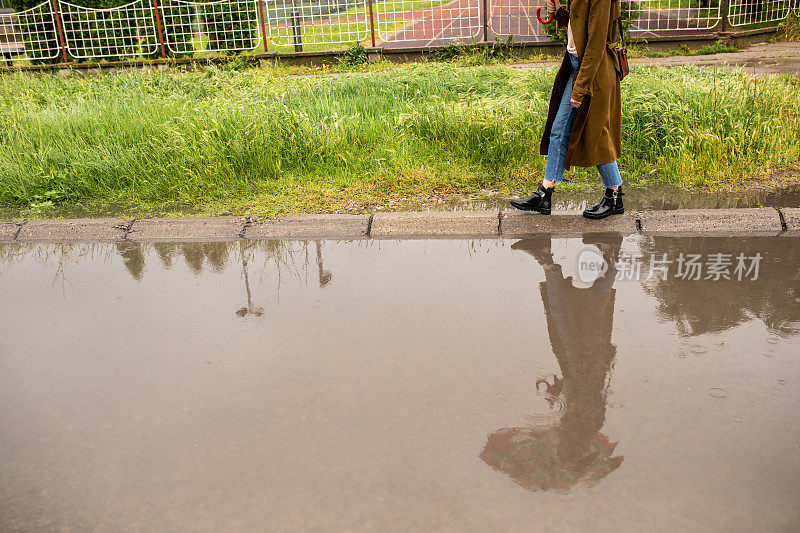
[315,241,332,288]
[179,242,230,274]
[115,242,146,281]
[105,240,341,299]
[236,241,264,318]
[145,242,232,274]
[0,242,112,292]
[640,236,800,338]
[481,234,624,493]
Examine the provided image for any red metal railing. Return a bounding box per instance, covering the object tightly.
[50,0,67,62]
[368,0,376,47]
[152,0,166,58]
[257,0,268,53]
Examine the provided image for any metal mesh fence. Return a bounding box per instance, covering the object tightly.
[59,0,159,58]
[622,0,721,35]
[264,0,369,48]
[0,1,60,61]
[727,0,792,26]
[0,0,796,63]
[376,0,482,46]
[161,0,260,53]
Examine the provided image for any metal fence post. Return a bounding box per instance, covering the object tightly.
[152,0,167,58]
[482,0,489,42]
[367,0,376,47]
[291,7,302,51]
[258,0,269,53]
[720,0,729,32]
[51,0,68,62]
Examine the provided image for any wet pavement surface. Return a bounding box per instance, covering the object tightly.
[494,181,800,213]
[1,235,799,531]
[2,181,800,222]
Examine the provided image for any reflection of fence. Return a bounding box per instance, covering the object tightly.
[1,0,796,63]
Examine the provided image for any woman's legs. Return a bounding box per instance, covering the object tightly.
[544,53,625,192]
[543,54,580,188]
[584,162,625,219]
[597,161,622,189]
[509,54,580,213]
[511,53,625,216]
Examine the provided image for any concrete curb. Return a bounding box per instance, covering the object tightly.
[16,218,129,242]
[637,208,784,236]
[780,208,800,232]
[371,211,499,238]
[126,217,247,242]
[501,210,637,236]
[0,208,795,243]
[245,214,370,239]
[0,222,21,242]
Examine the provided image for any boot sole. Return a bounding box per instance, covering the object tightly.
[509,203,551,215]
[582,208,624,220]
[517,208,551,215]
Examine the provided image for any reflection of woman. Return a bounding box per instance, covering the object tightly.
[510,0,625,219]
[481,235,623,492]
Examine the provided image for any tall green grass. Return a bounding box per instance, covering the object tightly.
[0,63,798,215]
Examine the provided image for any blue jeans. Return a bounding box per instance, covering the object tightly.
[544,53,622,188]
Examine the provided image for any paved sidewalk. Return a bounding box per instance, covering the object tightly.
[1,207,798,242]
[515,42,800,76]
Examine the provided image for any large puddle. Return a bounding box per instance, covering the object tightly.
[1,235,799,530]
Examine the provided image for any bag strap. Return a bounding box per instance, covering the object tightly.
[616,17,625,48]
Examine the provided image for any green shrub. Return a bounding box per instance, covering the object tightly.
[693,41,738,54]
[772,12,800,42]
[428,38,515,64]
[644,40,738,58]
[339,41,369,66]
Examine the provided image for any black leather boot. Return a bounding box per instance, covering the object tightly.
[583,186,624,219]
[509,184,554,214]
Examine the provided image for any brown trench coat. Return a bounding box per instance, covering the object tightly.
[540,0,623,169]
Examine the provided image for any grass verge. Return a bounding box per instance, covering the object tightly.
[1,62,798,219]
[629,40,740,59]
